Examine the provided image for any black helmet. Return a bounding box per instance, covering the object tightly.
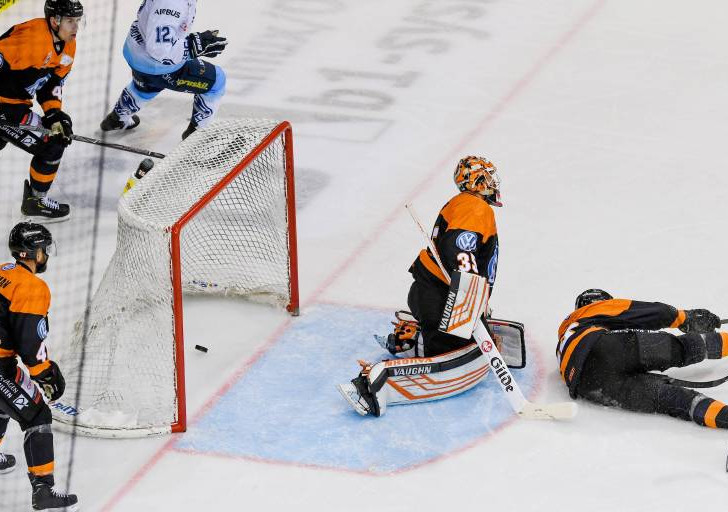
[575,289,612,310]
[9,223,54,273]
[45,0,84,18]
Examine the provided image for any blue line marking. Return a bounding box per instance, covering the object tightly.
[175,304,539,473]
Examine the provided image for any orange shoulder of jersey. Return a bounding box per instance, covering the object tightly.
[440,192,496,238]
[0,18,76,76]
[0,263,50,316]
[558,299,633,339]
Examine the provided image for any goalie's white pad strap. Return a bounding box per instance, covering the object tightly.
[367,343,488,411]
[439,271,489,339]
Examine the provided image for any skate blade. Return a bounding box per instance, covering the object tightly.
[336,383,368,416]
[33,503,80,511]
[21,213,71,224]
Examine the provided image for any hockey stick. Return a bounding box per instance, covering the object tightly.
[0,123,166,159]
[405,202,577,420]
[721,319,728,325]
[666,373,728,389]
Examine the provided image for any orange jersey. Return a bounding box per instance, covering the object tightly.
[0,17,76,112]
[556,299,686,397]
[0,262,52,376]
[410,191,498,289]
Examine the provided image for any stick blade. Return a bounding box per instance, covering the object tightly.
[518,401,578,420]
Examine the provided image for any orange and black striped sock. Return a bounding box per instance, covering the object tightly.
[24,424,54,477]
[692,397,728,428]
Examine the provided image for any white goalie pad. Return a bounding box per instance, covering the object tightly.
[367,344,489,414]
[438,271,489,339]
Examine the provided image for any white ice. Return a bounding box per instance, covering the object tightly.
[2,0,728,510]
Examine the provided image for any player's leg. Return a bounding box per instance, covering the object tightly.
[100,73,163,131]
[0,105,70,222]
[0,410,15,474]
[0,367,78,509]
[625,331,728,372]
[407,279,472,357]
[338,343,488,416]
[178,61,226,139]
[577,336,728,428]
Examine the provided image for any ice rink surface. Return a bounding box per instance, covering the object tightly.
[2,0,728,510]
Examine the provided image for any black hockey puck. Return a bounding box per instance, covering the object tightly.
[195,344,208,353]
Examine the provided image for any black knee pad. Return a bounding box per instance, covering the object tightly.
[22,403,52,430]
[676,333,707,366]
[35,139,65,163]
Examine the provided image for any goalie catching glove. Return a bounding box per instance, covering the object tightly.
[31,360,66,401]
[187,30,228,58]
[679,309,721,334]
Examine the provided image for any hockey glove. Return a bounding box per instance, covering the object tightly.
[42,109,73,147]
[32,360,66,401]
[187,30,228,59]
[679,309,721,334]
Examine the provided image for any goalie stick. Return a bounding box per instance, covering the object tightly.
[405,202,577,420]
[0,122,166,159]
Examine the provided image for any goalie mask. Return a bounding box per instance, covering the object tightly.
[453,156,502,207]
[575,289,612,310]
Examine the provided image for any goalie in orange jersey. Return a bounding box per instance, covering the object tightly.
[558,289,728,429]
[0,0,84,223]
[338,156,525,417]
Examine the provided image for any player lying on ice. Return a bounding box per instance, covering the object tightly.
[338,156,526,417]
[558,289,728,428]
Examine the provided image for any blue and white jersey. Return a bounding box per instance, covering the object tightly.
[122,0,197,75]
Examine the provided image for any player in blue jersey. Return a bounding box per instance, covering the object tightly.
[100,0,227,139]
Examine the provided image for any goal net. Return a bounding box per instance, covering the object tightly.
[52,119,299,437]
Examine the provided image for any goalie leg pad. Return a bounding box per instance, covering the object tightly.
[338,344,489,416]
[376,344,489,408]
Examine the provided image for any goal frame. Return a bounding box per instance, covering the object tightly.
[169,120,299,433]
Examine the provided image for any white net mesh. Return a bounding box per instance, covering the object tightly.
[52,119,295,436]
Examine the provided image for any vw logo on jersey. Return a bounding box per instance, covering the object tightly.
[455,231,478,252]
[13,395,28,410]
[1,263,15,271]
[37,318,48,340]
[487,244,499,284]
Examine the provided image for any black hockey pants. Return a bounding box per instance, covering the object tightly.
[576,331,725,426]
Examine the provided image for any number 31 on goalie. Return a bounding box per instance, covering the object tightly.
[457,252,478,273]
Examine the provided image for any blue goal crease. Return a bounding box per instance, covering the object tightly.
[174,304,539,473]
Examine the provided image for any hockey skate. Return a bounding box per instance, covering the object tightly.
[181,121,197,140]
[21,180,70,223]
[0,452,16,474]
[100,110,140,131]
[31,475,79,511]
[337,363,382,417]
